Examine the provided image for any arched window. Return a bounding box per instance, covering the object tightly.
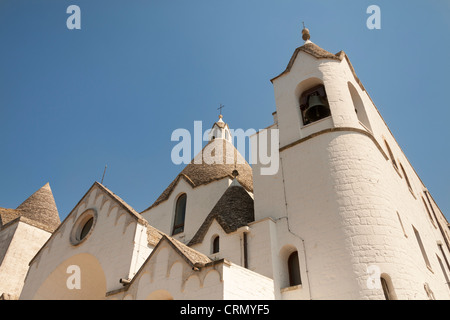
[396,211,408,238]
[288,251,301,286]
[348,82,372,132]
[380,276,396,300]
[212,236,220,254]
[384,140,397,169]
[172,194,187,235]
[299,84,330,125]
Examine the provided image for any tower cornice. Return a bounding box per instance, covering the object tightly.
[279,126,389,162]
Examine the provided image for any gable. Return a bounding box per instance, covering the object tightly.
[119,234,212,293]
[271,42,343,83]
[20,181,156,299]
[28,182,145,266]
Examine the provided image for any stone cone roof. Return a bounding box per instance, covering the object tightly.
[188,181,255,245]
[15,183,60,231]
[144,139,253,211]
[0,208,21,227]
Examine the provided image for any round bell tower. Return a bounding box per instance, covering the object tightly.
[251,25,450,300]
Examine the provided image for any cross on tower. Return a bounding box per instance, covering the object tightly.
[218,104,225,115]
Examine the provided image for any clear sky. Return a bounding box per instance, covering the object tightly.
[1,0,449,222]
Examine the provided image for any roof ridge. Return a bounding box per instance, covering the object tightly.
[94,182,145,222]
[299,42,341,60]
[162,234,212,267]
[142,220,165,246]
[270,41,343,83]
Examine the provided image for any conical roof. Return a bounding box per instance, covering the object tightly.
[183,138,253,190]
[188,180,254,245]
[15,182,60,231]
[144,138,253,211]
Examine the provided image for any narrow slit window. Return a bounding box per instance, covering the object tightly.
[438,243,450,272]
[212,236,220,254]
[421,196,435,226]
[396,212,407,238]
[172,194,187,235]
[413,226,432,270]
[384,140,398,169]
[288,251,301,286]
[400,163,413,192]
[348,82,372,132]
[436,254,450,290]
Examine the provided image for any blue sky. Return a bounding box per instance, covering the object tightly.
[1,0,449,222]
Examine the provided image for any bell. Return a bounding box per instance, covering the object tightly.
[305,94,330,122]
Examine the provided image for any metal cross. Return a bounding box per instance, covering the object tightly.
[218,104,225,115]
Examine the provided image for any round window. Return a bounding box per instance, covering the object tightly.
[79,217,94,240]
[70,209,97,246]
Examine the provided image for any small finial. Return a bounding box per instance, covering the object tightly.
[302,22,310,42]
[232,169,239,178]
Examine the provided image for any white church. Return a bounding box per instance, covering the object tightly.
[1,27,450,300]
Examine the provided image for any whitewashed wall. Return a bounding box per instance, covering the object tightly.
[0,221,51,298]
[19,185,150,299]
[108,239,274,300]
[142,177,231,245]
[251,47,450,299]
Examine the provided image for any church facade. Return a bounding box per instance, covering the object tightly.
[2,28,450,300]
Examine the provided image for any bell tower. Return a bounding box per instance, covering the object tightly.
[269,26,375,149]
[250,25,450,300]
